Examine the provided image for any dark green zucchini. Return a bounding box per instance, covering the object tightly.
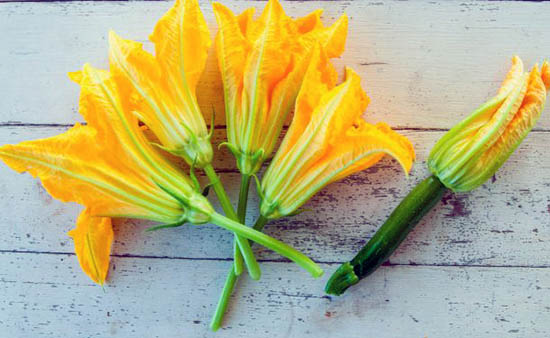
[325,175,447,295]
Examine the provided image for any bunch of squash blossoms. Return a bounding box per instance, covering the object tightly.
[0,0,414,329]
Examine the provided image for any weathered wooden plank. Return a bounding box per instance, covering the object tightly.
[1,126,548,268]
[0,252,548,338]
[1,1,549,128]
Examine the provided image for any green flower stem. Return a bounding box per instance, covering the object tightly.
[238,174,252,222]
[210,267,238,332]
[210,215,269,331]
[325,175,447,296]
[210,213,322,277]
[203,164,260,280]
[233,174,252,275]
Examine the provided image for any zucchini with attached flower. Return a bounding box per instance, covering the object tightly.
[326,56,550,296]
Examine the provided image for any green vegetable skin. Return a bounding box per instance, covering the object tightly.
[325,175,447,295]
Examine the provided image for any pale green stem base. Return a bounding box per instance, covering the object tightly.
[204,164,260,280]
[210,213,322,277]
[233,174,252,276]
[210,215,269,331]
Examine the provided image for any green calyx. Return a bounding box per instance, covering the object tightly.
[259,197,279,220]
[153,133,213,170]
[221,142,265,176]
[154,180,214,225]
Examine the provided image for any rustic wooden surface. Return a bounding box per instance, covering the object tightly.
[1,1,549,337]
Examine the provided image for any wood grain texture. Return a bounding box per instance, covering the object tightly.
[1,0,549,128]
[1,253,549,338]
[1,1,550,337]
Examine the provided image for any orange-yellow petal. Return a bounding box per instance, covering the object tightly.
[236,7,255,40]
[429,57,528,176]
[303,14,348,59]
[150,0,211,94]
[213,2,250,145]
[458,65,547,189]
[542,60,550,90]
[213,0,349,175]
[261,64,414,218]
[109,0,213,167]
[329,122,415,182]
[68,209,113,285]
[295,9,323,34]
[71,64,192,193]
[276,45,337,155]
[0,123,180,222]
[429,56,548,192]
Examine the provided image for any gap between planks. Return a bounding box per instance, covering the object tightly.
[1,123,550,133]
[2,249,549,270]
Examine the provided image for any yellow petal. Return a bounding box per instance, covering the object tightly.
[241,0,293,140]
[109,29,211,166]
[329,122,415,182]
[0,123,180,222]
[214,0,349,175]
[459,65,548,189]
[303,14,348,58]
[428,56,548,192]
[264,67,367,196]
[74,64,190,191]
[275,122,415,216]
[213,2,250,146]
[432,58,528,175]
[150,0,211,95]
[542,60,550,90]
[497,55,525,96]
[108,31,177,141]
[262,63,414,218]
[275,45,337,157]
[2,64,191,222]
[295,9,323,34]
[68,209,113,285]
[237,8,255,36]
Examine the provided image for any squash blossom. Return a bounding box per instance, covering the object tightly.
[260,47,415,219]
[213,0,349,176]
[213,0,348,282]
[326,56,550,296]
[429,56,549,192]
[210,46,415,331]
[108,0,265,279]
[108,0,212,168]
[0,64,323,284]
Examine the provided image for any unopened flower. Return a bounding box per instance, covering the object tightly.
[108,0,213,168]
[259,47,415,219]
[429,56,550,192]
[213,0,348,175]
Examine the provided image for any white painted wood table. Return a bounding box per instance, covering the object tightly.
[1,1,549,337]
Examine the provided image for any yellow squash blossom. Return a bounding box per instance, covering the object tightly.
[108,0,212,168]
[213,0,349,175]
[0,64,323,284]
[429,56,550,192]
[109,0,264,279]
[260,47,415,219]
[211,47,415,330]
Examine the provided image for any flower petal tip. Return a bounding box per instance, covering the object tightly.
[68,71,83,84]
[541,60,550,90]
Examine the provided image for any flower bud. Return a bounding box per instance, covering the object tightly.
[428,57,549,192]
